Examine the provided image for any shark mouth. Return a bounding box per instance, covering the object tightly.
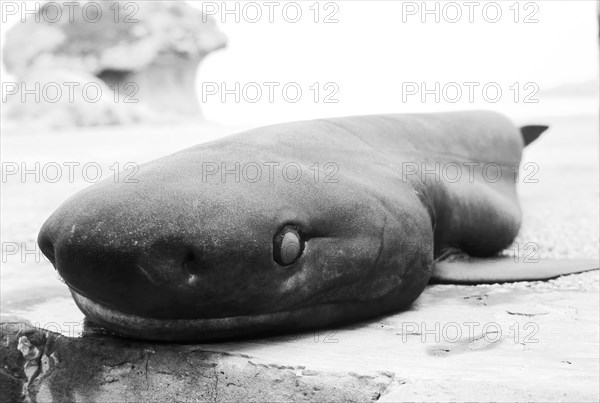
[69,288,396,342]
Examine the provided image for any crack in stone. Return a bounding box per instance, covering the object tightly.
[187,347,253,360]
[373,372,400,401]
[506,310,549,317]
[143,349,154,391]
[213,366,218,403]
[16,333,49,401]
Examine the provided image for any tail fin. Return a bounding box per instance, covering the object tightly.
[521,125,549,146]
[431,257,598,284]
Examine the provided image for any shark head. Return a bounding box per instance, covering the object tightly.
[38,122,433,340]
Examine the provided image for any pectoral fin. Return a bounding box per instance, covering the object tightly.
[431,257,599,284]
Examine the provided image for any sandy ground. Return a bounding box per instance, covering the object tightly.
[1,113,598,401]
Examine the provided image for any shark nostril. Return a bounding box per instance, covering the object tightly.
[182,250,202,285]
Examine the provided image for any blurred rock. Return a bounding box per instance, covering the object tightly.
[3,1,226,128]
[0,322,395,402]
[3,68,148,128]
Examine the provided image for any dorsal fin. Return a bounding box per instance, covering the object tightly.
[520,125,549,146]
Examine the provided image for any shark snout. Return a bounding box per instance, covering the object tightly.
[37,214,213,318]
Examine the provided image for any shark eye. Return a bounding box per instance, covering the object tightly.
[273,227,303,266]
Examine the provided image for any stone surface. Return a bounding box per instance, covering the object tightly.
[3,1,226,127]
[0,323,396,402]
